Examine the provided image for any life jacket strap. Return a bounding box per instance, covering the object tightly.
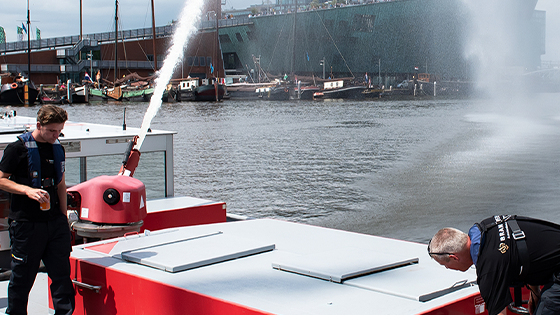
[477,215,530,279]
[507,218,530,279]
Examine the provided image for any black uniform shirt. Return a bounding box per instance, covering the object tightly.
[0,139,63,221]
[476,218,560,315]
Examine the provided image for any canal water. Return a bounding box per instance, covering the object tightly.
[6,93,560,243]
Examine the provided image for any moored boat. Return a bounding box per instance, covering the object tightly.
[257,84,290,100]
[295,85,321,100]
[0,80,39,105]
[314,80,373,100]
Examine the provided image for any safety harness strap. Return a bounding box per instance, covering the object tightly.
[507,218,530,279]
[477,215,530,280]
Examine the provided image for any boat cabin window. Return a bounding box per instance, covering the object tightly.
[65,151,167,199]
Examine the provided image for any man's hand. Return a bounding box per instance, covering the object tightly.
[25,187,49,204]
[0,171,47,202]
[528,285,541,315]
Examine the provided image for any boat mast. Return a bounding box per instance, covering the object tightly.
[214,0,220,101]
[114,0,119,83]
[27,0,31,80]
[80,0,83,40]
[151,0,157,71]
[290,0,297,78]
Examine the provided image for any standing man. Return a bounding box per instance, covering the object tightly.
[428,215,560,315]
[0,105,74,314]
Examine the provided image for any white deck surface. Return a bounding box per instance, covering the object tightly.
[73,218,480,315]
[0,219,480,315]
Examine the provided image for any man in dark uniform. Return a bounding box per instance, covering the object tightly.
[0,105,74,314]
[428,215,560,315]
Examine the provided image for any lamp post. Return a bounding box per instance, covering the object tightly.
[87,51,93,77]
[378,58,381,87]
[319,57,325,79]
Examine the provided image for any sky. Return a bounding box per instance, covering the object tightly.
[0,0,558,61]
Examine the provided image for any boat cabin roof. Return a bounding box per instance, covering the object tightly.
[0,113,176,196]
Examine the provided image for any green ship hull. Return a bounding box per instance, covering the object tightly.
[218,0,542,84]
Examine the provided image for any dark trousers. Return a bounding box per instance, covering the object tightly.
[7,215,75,315]
[535,273,560,315]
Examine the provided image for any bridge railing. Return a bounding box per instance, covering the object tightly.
[0,18,252,54]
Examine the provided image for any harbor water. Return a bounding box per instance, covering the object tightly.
[5,93,560,244]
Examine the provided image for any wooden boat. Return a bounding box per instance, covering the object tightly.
[175,78,226,101]
[257,85,290,100]
[193,83,226,101]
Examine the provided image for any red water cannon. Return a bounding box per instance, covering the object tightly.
[68,175,147,224]
[119,136,141,177]
[67,136,147,238]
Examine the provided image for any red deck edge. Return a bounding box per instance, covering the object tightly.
[64,257,274,315]
[141,202,227,232]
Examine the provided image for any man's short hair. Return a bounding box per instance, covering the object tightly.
[37,105,68,126]
[428,227,468,262]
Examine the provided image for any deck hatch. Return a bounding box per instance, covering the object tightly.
[272,247,418,283]
[344,264,477,301]
[120,232,275,273]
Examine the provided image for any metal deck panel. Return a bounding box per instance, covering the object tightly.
[119,232,275,273]
[345,262,476,301]
[272,247,418,283]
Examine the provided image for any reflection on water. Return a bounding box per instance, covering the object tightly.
[8,93,560,243]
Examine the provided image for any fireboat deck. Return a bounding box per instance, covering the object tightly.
[69,219,480,315]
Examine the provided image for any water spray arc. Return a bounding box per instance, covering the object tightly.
[135,0,205,151]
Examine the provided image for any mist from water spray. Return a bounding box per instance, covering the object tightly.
[461,0,557,116]
[462,0,527,97]
[135,0,204,150]
[459,0,560,159]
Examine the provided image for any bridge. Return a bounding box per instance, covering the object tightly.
[0,18,253,55]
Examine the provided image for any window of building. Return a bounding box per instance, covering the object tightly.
[353,14,375,33]
[246,31,256,41]
[219,34,232,44]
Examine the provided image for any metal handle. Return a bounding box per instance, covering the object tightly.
[72,279,102,293]
[507,304,529,314]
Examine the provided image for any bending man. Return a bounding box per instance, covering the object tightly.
[429,215,560,315]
